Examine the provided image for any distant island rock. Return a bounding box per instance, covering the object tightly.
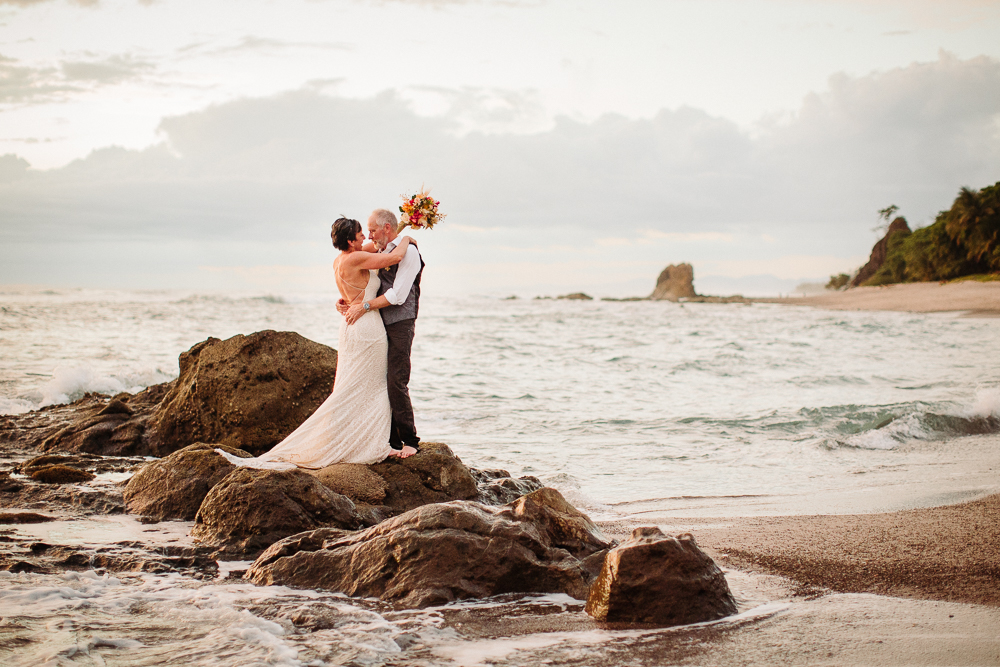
[650,263,697,301]
[850,217,912,287]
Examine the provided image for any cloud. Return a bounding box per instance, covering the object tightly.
[1,52,998,289]
[0,0,97,6]
[183,36,353,58]
[61,54,155,84]
[0,52,155,104]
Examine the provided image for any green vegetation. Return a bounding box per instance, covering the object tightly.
[864,182,1000,286]
[826,273,851,290]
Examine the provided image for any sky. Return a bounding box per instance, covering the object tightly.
[1,0,999,297]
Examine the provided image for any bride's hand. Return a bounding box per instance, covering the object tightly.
[336,298,349,316]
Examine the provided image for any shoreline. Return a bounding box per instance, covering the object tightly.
[752,280,1000,315]
[599,492,1000,608]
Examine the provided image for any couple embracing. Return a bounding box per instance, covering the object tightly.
[222,208,424,471]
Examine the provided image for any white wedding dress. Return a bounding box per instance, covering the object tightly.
[218,270,393,470]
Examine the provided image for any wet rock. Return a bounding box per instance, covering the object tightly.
[123,442,252,521]
[2,560,39,573]
[193,467,360,557]
[246,487,611,608]
[585,527,737,626]
[650,263,697,301]
[0,471,23,493]
[368,442,478,513]
[471,468,544,505]
[146,331,339,456]
[308,463,387,504]
[32,386,171,457]
[0,512,56,524]
[30,465,95,484]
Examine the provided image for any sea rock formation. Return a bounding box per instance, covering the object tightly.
[650,263,697,301]
[585,526,737,626]
[246,488,613,608]
[850,217,912,287]
[123,442,252,521]
[146,331,339,457]
[192,467,361,556]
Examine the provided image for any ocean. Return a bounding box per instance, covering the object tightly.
[2,287,1000,665]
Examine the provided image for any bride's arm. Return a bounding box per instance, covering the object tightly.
[347,236,410,270]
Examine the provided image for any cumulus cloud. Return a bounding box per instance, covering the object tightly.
[1,52,997,290]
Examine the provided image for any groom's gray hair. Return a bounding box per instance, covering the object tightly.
[371,208,397,229]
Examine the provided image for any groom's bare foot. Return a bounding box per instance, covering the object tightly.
[399,445,418,458]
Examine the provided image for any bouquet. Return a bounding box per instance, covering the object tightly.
[398,188,445,231]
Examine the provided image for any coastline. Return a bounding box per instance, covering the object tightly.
[753,280,1000,316]
[600,492,1000,608]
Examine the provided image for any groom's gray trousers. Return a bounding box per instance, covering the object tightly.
[385,318,419,449]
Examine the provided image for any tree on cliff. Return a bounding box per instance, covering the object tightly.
[861,181,1000,286]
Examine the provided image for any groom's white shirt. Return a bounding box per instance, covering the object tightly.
[382,235,421,306]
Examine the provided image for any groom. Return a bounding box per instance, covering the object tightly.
[340,208,424,458]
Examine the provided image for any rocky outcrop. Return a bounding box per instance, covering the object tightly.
[146,331,339,457]
[307,463,388,504]
[192,467,361,556]
[246,487,613,608]
[585,527,737,626]
[123,443,252,521]
[557,293,593,300]
[850,217,912,287]
[367,442,479,513]
[650,263,697,301]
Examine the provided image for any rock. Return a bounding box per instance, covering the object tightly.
[308,464,388,504]
[146,331,339,456]
[0,471,23,493]
[585,527,737,626]
[471,468,544,505]
[30,465,95,484]
[850,217,912,287]
[650,263,697,301]
[33,385,172,456]
[123,442,252,521]
[368,442,479,513]
[246,487,612,608]
[0,512,56,524]
[557,292,593,300]
[192,467,360,556]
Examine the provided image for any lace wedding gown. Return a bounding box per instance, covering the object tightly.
[218,270,393,470]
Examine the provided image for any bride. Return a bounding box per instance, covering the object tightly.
[219,217,413,470]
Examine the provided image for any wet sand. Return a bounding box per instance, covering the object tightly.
[601,493,1000,608]
[756,280,1000,315]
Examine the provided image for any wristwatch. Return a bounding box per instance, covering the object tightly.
[363,301,371,312]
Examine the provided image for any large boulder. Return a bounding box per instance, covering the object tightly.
[192,467,360,556]
[850,217,912,287]
[122,442,252,521]
[585,527,737,626]
[650,263,697,301]
[246,487,613,608]
[367,442,478,513]
[145,331,338,457]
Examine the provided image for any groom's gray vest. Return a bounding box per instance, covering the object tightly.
[377,238,425,326]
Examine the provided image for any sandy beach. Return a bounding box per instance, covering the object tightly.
[757,280,1000,316]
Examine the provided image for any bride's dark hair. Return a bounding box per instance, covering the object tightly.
[331,216,362,251]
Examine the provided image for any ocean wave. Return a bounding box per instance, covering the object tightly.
[833,390,1000,450]
[0,365,176,415]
